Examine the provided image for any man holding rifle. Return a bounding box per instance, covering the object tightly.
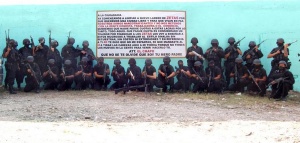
[186,37,204,69]
[74,57,93,90]
[224,37,243,89]
[42,59,59,90]
[228,58,249,93]
[126,58,142,88]
[110,58,126,90]
[157,56,175,93]
[94,57,110,91]
[173,60,190,93]
[242,41,264,71]
[247,59,267,96]
[2,39,19,94]
[205,60,223,93]
[24,56,41,93]
[190,61,207,93]
[141,58,157,92]
[268,61,294,101]
[33,37,49,74]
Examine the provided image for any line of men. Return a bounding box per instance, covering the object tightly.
[184,37,295,101]
[2,36,295,101]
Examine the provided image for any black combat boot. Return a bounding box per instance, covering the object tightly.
[9,85,17,94]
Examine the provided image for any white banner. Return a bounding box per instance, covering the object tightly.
[96,10,186,58]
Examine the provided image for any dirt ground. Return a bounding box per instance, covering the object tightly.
[0,89,299,143]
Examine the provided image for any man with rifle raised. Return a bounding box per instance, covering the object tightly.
[267,38,297,75]
[224,37,243,90]
[157,56,175,93]
[47,40,62,70]
[110,58,126,90]
[94,57,111,91]
[2,38,19,94]
[74,57,93,90]
[61,35,81,70]
[242,41,264,71]
[268,61,294,101]
[173,60,190,93]
[204,39,224,69]
[228,58,249,94]
[247,59,267,96]
[205,60,222,93]
[42,59,59,90]
[189,61,207,93]
[17,38,33,90]
[141,58,157,92]
[32,37,50,74]
[24,56,41,93]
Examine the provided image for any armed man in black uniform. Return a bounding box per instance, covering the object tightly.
[74,57,93,90]
[24,56,41,93]
[94,57,110,90]
[47,40,62,70]
[224,37,242,89]
[43,59,59,90]
[33,37,50,73]
[126,58,142,87]
[157,56,176,93]
[78,40,95,67]
[57,60,74,91]
[228,58,249,93]
[190,61,207,93]
[173,60,190,92]
[267,38,290,75]
[110,58,127,90]
[268,61,294,101]
[204,39,225,69]
[186,37,204,69]
[205,60,222,93]
[248,59,267,96]
[2,39,19,94]
[17,38,33,90]
[141,58,157,92]
[61,37,80,70]
[242,41,263,71]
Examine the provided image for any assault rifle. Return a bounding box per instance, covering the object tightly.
[234,64,239,84]
[114,84,147,94]
[103,64,107,84]
[242,39,267,59]
[112,66,120,79]
[80,65,85,81]
[5,29,10,48]
[162,65,168,81]
[191,68,204,83]
[47,65,53,79]
[49,30,51,47]
[231,37,245,51]
[247,69,262,93]
[208,70,212,88]
[143,65,149,93]
[192,51,205,60]
[26,63,40,85]
[76,46,97,60]
[274,40,298,54]
[266,77,288,88]
[67,31,71,44]
[62,67,66,82]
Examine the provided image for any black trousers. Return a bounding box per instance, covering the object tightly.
[207,79,222,93]
[74,75,93,90]
[57,78,74,91]
[271,82,292,99]
[248,81,266,95]
[94,76,111,90]
[24,77,39,92]
[190,77,208,93]
[229,78,249,92]
[174,77,190,92]
[156,78,174,92]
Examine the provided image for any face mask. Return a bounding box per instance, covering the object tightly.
[277,43,284,47]
[229,42,234,45]
[98,61,103,65]
[146,63,151,66]
[254,65,260,69]
[178,63,183,67]
[278,66,285,70]
[249,45,255,49]
[164,61,170,65]
[129,63,135,67]
[212,44,218,47]
[25,44,30,47]
[192,42,197,46]
[237,63,242,67]
[82,61,87,65]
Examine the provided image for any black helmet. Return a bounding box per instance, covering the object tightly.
[27,56,34,62]
[68,37,75,45]
[163,56,171,62]
[97,57,104,62]
[9,39,16,47]
[114,58,121,64]
[82,57,88,62]
[235,57,243,63]
[128,58,136,64]
[253,59,261,65]
[211,39,219,44]
[278,60,287,66]
[82,40,89,47]
[51,40,59,47]
[228,37,235,43]
[191,37,198,43]
[249,41,256,47]
[194,61,202,66]
[23,38,30,45]
[38,37,45,43]
[64,60,72,65]
[48,59,55,64]
[145,58,152,64]
[277,38,284,43]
